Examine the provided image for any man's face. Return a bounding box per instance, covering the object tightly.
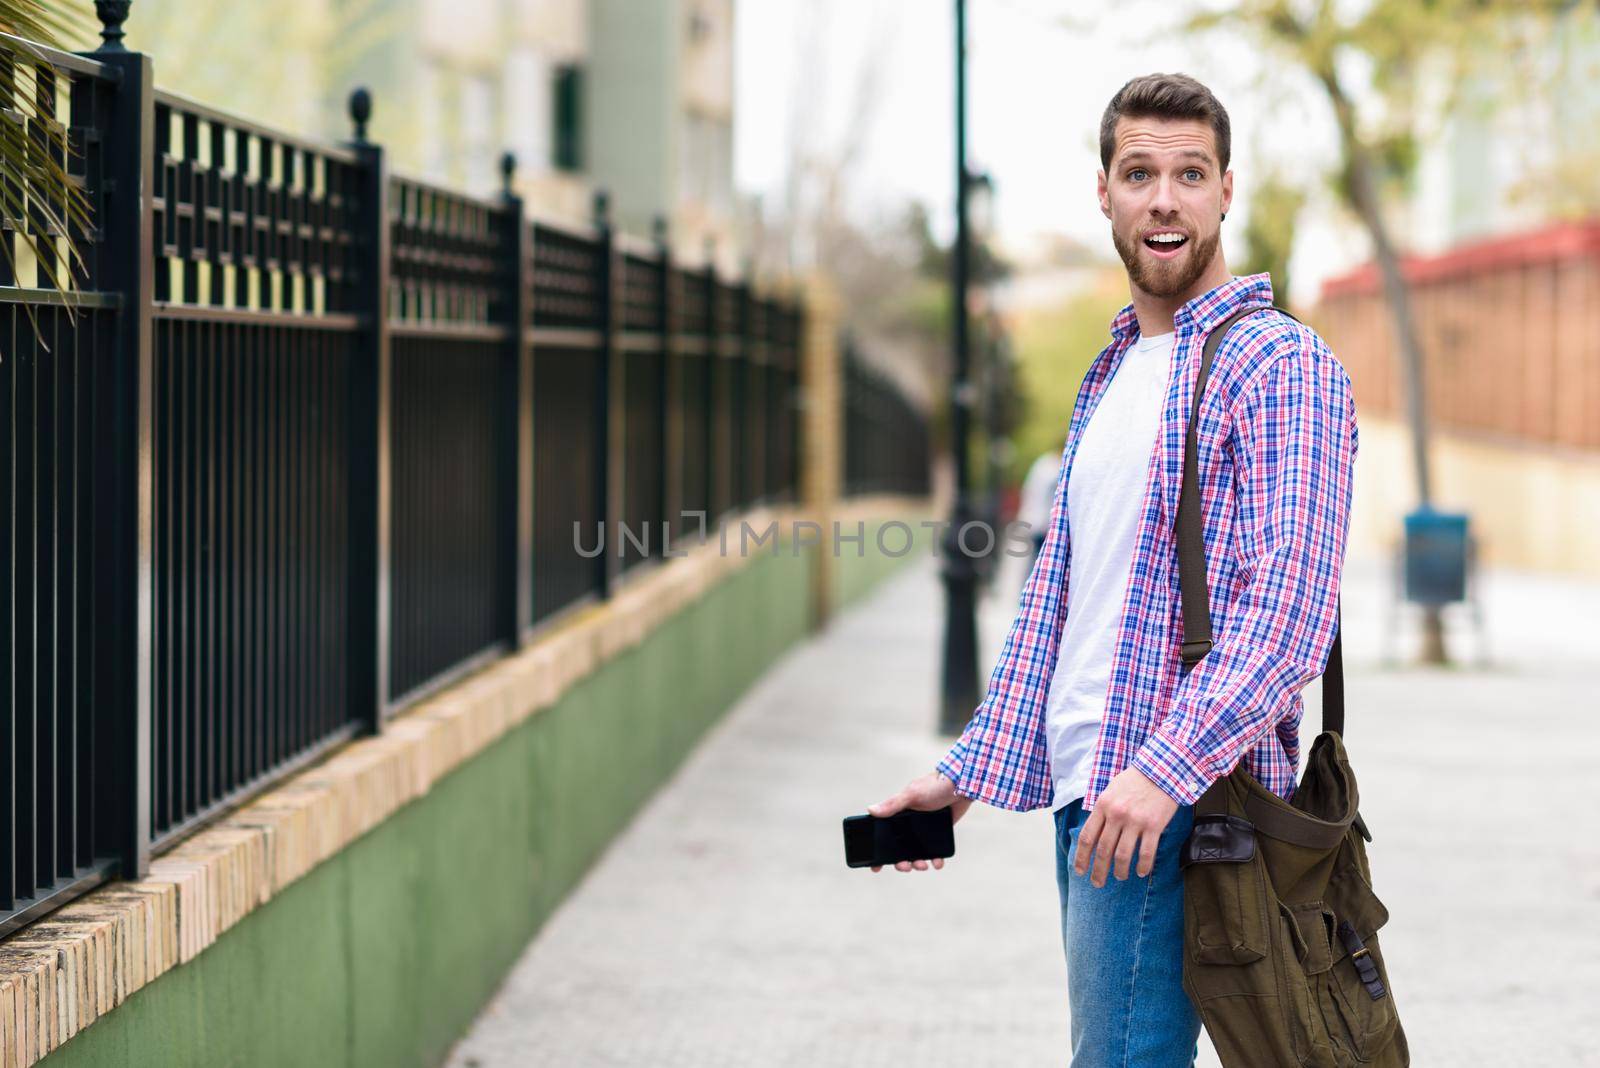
[1097,115,1232,300]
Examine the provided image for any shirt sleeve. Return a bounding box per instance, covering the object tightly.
[933,592,1052,799]
[934,446,1072,810]
[1130,339,1357,804]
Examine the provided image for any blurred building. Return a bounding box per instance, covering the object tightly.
[123,0,740,253]
[588,0,737,255]
[1316,221,1600,579]
[368,0,738,255]
[406,0,594,219]
[1298,8,1598,299]
[1307,10,1600,579]
[1405,8,1600,253]
[375,0,737,253]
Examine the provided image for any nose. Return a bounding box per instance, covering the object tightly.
[1148,174,1181,220]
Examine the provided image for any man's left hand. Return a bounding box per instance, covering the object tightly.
[1072,767,1180,887]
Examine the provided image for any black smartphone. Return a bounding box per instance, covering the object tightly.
[842,806,955,868]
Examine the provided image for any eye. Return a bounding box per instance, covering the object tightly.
[1128,168,1149,181]
[1183,168,1203,181]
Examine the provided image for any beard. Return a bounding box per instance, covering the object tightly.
[1111,221,1221,299]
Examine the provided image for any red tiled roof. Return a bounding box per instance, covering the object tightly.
[1319,219,1600,299]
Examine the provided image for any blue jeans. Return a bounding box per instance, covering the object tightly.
[1054,799,1201,1067]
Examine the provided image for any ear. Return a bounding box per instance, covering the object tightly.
[1096,169,1111,220]
[1220,169,1234,218]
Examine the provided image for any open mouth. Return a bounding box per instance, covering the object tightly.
[1143,230,1189,256]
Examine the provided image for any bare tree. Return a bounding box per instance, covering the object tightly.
[1190,0,1574,663]
[755,0,949,405]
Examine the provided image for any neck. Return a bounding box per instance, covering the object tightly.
[1129,254,1233,337]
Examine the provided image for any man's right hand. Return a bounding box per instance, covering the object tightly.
[866,772,974,873]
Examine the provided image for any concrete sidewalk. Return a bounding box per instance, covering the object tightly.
[445,553,1600,1067]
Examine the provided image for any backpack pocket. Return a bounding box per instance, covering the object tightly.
[1181,882,1318,1066]
[1315,842,1405,1065]
[1180,814,1271,965]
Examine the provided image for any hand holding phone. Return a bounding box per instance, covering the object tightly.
[843,806,955,868]
[855,771,974,872]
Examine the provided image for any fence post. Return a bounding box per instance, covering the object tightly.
[705,244,731,524]
[345,88,390,731]
[593,190,620,595]
[500,154,534,641]
[800,275,842,631]
[770,297,781,507]
[788,297,805,503]
[736,281,754,509]
[767,295,782,503]
[655,217,681,549]
[755,291,768,505]
[86,26,155,881]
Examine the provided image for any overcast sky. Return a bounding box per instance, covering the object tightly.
[734,0,1373,305]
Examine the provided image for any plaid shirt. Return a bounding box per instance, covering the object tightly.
[936,274,1357,811]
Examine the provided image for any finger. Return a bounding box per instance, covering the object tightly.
[1113,829,1138,881]
[1091,823,1122,888]
[911,859,928,871]
[931,857,945,870]
[1136,826,1159,879]
[895,860,912,872]
[868,793,905,818]
[871,865,882,873]
[1074,808,1104,875]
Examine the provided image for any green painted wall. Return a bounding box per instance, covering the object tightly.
[831,517,931,611]
[40,526,920,1068]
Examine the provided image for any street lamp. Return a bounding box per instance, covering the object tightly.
[967,169,994,244]
[940,0,980,735]
[964,168,1005,594]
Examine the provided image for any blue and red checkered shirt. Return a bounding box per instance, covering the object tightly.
[936,273,1357,811]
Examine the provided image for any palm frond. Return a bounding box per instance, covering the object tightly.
[0,0,101,353]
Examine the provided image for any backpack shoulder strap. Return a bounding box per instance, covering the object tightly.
[1175,304,1345,738]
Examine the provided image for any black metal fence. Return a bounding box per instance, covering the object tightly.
[1,24,801,936]
[843,337,932,497]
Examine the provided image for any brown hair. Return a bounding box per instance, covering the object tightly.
[1099,73,1231,173]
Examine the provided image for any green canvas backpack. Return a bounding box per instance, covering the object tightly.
[1175,306,1409,1067]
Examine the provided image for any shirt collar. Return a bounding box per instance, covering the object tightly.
[1108,303,1141,342]
[1108,272,1276,342]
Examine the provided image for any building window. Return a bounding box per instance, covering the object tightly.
[680,110,731,213]
[461,73,495,194]
[418,62,444,180]
[505,47,551,178]
[552,64,583,173]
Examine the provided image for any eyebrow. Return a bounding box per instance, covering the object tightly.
[1118,150,1214,167]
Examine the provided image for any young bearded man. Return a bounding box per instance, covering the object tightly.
[868,73,1357,1066]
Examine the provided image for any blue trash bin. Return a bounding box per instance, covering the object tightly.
[1402,509,1469,606]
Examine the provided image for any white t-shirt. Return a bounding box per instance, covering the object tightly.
[1044,329,1175,811]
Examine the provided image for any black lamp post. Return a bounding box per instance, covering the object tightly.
[966,168,1002,592]
[939,0,981,735]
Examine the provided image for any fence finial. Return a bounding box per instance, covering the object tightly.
[592,189,611,229]
[652,214,669,248]
[500,152,517,198]
[703,235,717,273]
[348,88,373,144]
[94,0,131,51]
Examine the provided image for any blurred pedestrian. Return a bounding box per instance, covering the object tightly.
[1017,448,1062,582]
